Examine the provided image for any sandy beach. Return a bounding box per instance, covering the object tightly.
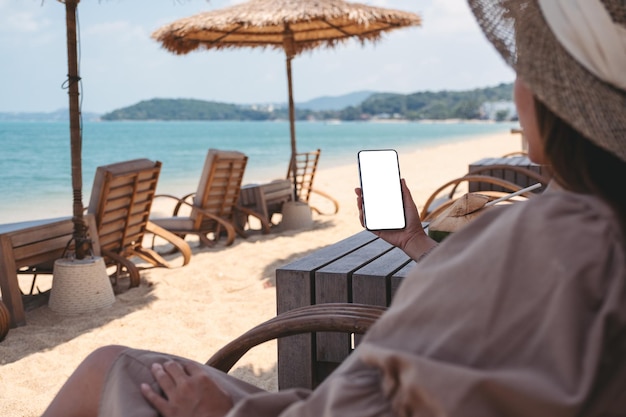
[0,132,520,416]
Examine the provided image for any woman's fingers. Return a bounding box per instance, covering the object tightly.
[141,382,169,412]
[163,360,188,381]
[142,360,234,417]
[355,187,365,227]
[184,360,207,377]
[151,362,176,391]
[355,187,363,209]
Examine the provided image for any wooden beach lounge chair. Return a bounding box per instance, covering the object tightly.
[150,149,271,250]
[87,159,191,289]
[287,149,339,215]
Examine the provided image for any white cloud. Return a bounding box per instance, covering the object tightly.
[419,0,478,36]
[0,0,514,113]
[0,0,55,36]
[0,11,41,33]
[84,20,150,48]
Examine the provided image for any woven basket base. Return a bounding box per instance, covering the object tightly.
[279,201,313,231]
[49,257,115,315]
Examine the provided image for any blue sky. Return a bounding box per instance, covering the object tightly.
[0,0,515,114]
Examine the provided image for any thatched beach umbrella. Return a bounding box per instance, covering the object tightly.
[152,0,421,192]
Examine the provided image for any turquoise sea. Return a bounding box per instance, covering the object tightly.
[0,120,518,224]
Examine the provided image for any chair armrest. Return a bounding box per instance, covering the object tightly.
[144,221,192,266]
[310,188,340,215]
[154,193,196,217]
[421,174,537,222]
[206,303,386,373]
[170,200,238,246]
[234,206,272,235]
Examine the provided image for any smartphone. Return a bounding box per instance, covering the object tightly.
[357,149,406,230]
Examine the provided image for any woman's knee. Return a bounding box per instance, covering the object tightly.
[82,345,129,372]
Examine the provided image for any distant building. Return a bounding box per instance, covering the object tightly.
[249,103,275,112]
[480,101,518,121]
[372,112,402,120]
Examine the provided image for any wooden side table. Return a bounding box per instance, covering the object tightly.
[239,179,293,225]
[468,155,551,192]
[275,230,417,389]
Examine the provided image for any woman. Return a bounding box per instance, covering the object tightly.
[43,1,625,416]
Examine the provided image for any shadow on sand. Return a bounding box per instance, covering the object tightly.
[0,216,339,364]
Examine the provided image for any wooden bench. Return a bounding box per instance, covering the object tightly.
[275,230,416,389]
[0,215,100,328]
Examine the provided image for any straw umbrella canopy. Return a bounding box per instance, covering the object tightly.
[152,0,421,192]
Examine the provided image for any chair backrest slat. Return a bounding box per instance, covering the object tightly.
[87,159,161,253]
[191,150,247,230]
[287,149,320,203]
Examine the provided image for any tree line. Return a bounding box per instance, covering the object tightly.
[100,83,513,122]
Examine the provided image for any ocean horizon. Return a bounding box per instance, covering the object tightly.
[0,119,518,224]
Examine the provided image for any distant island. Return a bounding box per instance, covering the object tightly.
[100,83,516,122]
[0,109,101,122]
[0,83,516,123]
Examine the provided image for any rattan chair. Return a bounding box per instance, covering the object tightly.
[421,173,545,223]
[206,303,385,384]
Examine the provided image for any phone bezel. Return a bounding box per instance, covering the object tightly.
[357,149,406,231]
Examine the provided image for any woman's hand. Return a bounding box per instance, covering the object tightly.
[141,360,233,417]
[356,179,436,261]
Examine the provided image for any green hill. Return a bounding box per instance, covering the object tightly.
[100,98,273,121]
[100,83,514,121]
[348,83,514,120]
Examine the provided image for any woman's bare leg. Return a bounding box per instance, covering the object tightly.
[42,345,127,417]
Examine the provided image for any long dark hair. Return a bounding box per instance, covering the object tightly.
[535,98,626,233]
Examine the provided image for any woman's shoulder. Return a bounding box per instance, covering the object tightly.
[460,188,619,235]
[496,189,622,243]
[407,190,626,324]
[423,190,624,284]
[447,189,626,285]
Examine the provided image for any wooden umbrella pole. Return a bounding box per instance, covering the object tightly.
[64,0,89,259]
[284,26,299,200]
[286,55,299,200]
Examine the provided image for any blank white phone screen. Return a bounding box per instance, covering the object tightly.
[358,149,406,230]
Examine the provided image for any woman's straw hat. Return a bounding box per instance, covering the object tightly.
[428,193,493,242]
[467,0,626,162]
